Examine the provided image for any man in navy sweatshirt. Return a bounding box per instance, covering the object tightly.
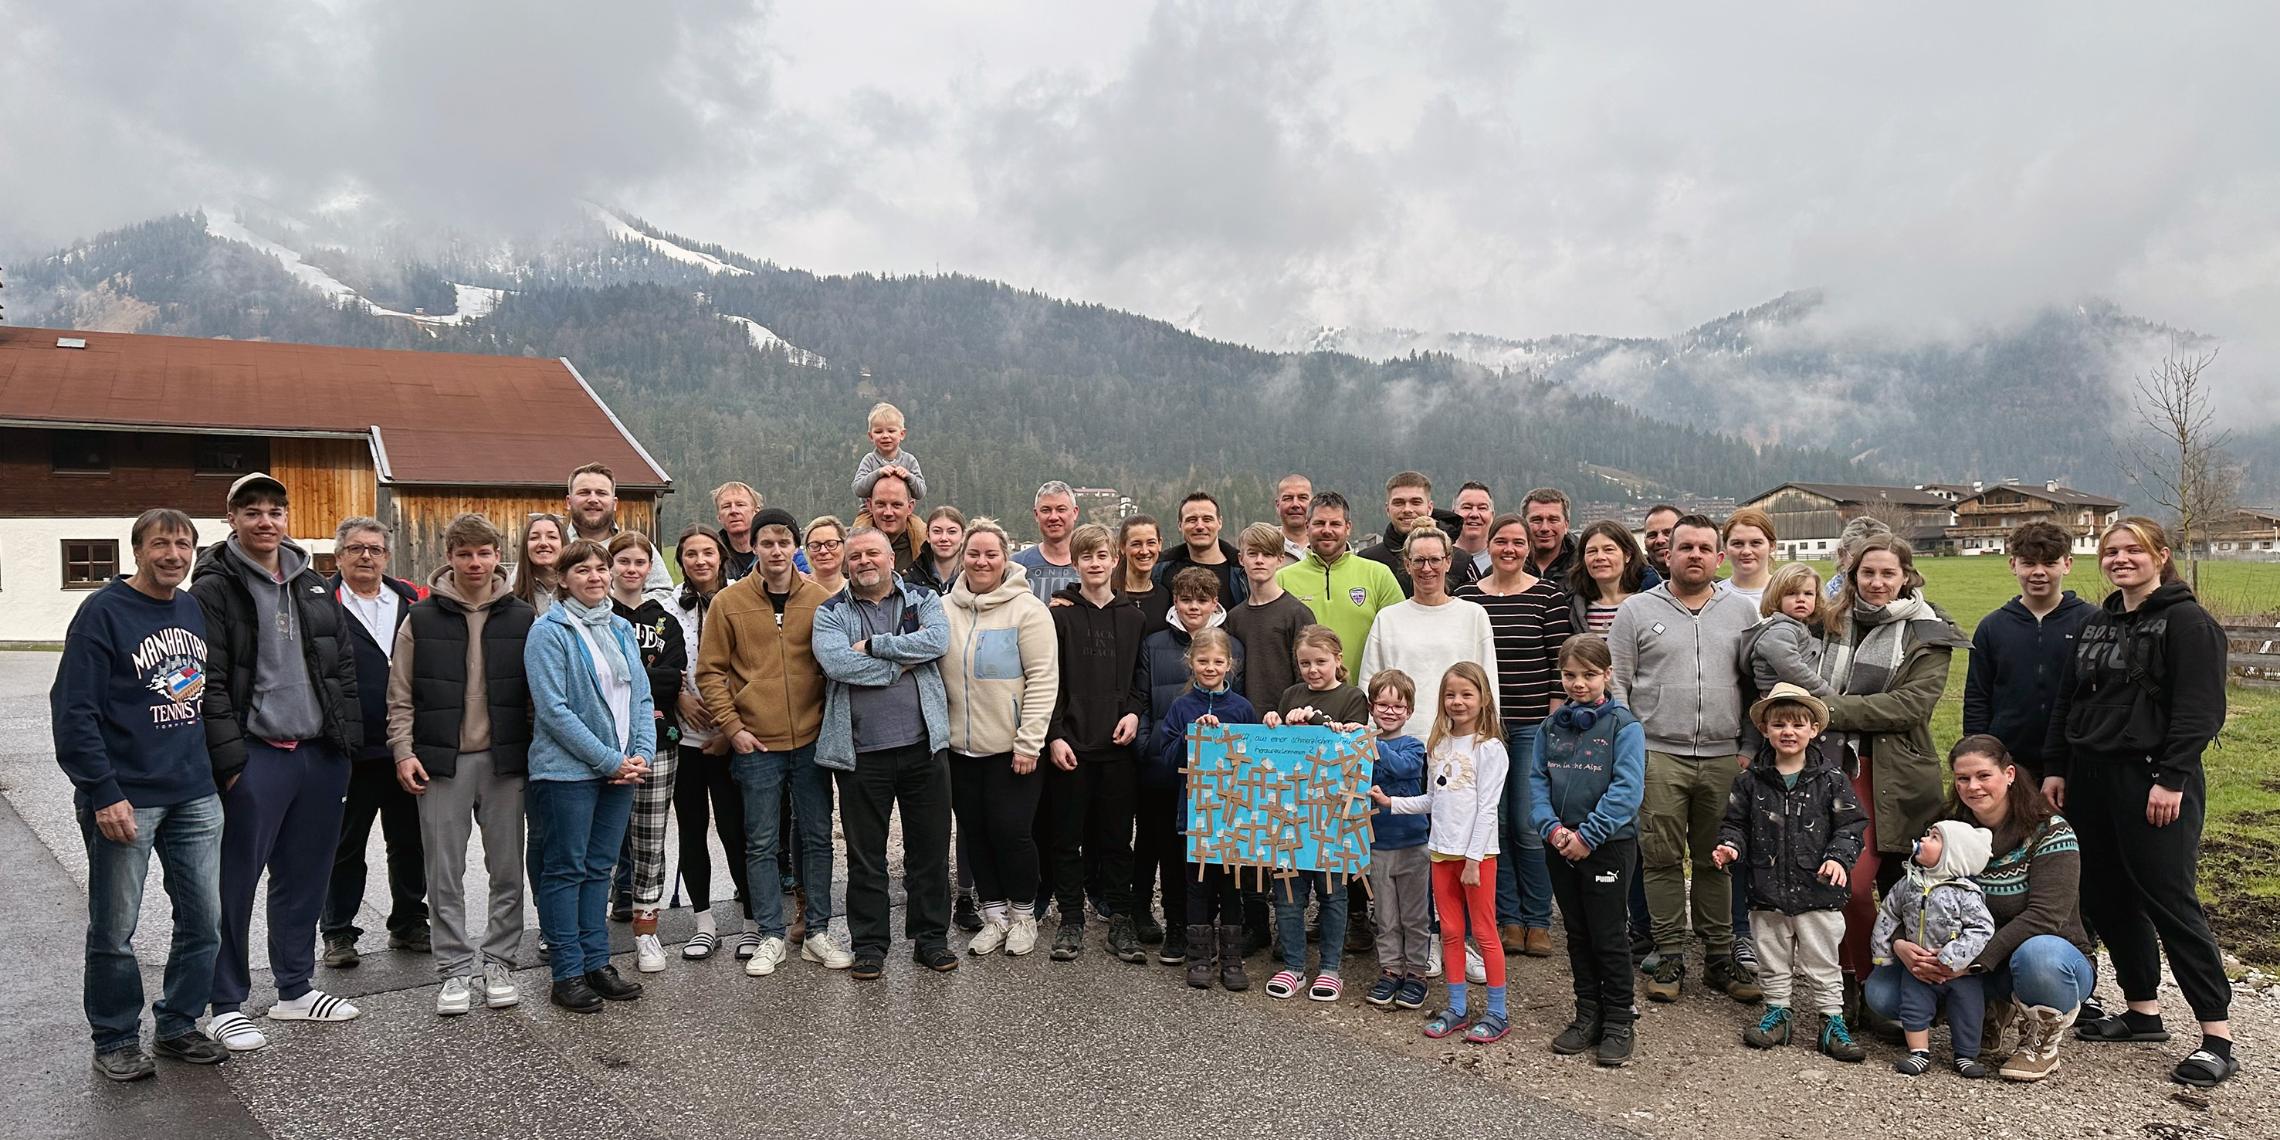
[191,473,365,1052]
[1963,521,2095,783]
[52,509,229,1081]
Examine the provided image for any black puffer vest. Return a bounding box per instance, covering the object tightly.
[406,592,536,777]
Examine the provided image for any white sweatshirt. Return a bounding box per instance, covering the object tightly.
[1358,595,1501,739]
[1388,733,1506,861]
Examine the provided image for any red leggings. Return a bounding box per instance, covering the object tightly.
[1839,756,1883,977]
[1432,856,1507,988]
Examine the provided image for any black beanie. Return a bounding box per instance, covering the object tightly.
[751,507,802,546]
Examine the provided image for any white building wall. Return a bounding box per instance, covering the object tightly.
[0,516,139,643]
[0,517,339,642]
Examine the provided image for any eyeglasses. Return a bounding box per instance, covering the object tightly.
[339,543,387,558]
[807,539,843,552]
[1370,700,1411,713]
[1407,556,1449,568]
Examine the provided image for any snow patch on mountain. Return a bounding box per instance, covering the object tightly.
[201,211,508,328]
[722,315,826,367]
[583,203,751,276]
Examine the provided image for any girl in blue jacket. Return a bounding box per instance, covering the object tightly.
[525,539,655,1016]
[1529,633,1646,1068]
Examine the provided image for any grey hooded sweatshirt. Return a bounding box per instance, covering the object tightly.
[1607,583,1757,758]
[225,536,326,743]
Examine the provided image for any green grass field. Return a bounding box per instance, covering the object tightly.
[1834,555,2280,967]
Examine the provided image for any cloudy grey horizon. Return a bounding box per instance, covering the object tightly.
[4,1,2274,378]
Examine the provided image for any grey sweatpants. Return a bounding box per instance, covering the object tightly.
[417,750,526,979]
[1754,908,1844,1013]
[1369,845,1432,977]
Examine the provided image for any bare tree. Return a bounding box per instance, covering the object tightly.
[2122,338,2232,587]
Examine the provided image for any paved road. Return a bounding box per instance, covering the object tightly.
[2,650,1637,1140]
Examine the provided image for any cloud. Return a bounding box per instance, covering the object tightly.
[6,0,2280,405]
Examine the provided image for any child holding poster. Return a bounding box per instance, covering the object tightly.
[1160,628,1259,992]
[1372,661,1509,1043]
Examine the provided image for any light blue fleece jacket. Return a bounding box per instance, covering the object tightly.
[812,575,951,772]
[524,604,656,781]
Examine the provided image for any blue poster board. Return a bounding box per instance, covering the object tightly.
[1183,722,1375,883]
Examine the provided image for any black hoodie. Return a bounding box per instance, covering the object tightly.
[1045,582,1148,753]
[1963,591,2095,777]
[613,596,687,748]
[1152,537,1248,609]
[2042,580,2227,788]
[1359,507,1465,598]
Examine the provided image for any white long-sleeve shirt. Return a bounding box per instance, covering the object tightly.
[1357,595,1501,739]
[1388,733,1507,861]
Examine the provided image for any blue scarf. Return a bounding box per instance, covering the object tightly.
[559,595,629,679]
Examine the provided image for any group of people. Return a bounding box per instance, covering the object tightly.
[54,400,2239,1092]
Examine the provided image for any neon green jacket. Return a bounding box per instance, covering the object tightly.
[1275,550,1404,677]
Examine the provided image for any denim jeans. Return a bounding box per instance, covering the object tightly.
[1865,933,2095,1017]
[81,795,223,1052]
[529,778,634,981]
[1273,871,1348,975]
[732,744,835,939]
[1495,721,1552,928]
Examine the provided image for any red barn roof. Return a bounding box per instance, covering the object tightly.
[0,326,669,490]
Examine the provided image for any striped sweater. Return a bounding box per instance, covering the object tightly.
[1971,815,2091,969]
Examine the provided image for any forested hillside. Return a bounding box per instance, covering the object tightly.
[7,211,1880,532]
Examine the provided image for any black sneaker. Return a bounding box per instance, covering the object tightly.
[914,945,959,973]
[1132,911,1164,944]
[1158,926,1188,965]
[322,934,360,968]
[609,899,634,924]
[1051,921,1083,961]
[851,955,885,981]
[93,1047,155,1082]
[550,978,604,1014]
[1552,1009,1605,1055]
[154,1032,228,1065]
[1107,916,1147,964]
[953,892,983,933]
[584,966,643,1001]
[1595,1021,1635,1067]
[387,926,431,953]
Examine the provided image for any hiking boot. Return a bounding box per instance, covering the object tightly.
[1107,916,1146,963]
[1999,1001,2077,1082]
[1500,923,1528,954]
[1818,1012,1867,1063]
[1551,1002,1603,1055]
[1218,925,1251,991]
[1705,955,1763,1003]
[1645,957,1684,1003]
[1523,927,1556,958]
[1980,995,2017,1065]
[322,933,360,969]
[1050,921,1083,961]
[1185,926,1217,988]
[1743,1005,1792,1048]
[1596,1020,1636,1067]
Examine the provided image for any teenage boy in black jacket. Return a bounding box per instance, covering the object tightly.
[1043,524,1150,964]
[192,473,364,1052]
[1963,522,2095,783]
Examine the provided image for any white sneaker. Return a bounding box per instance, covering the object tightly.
[969,917,1009,956]
[1004,915,1039,957]
[801,933,853,969]
[1465,940,1487,985]
[436,976,473,1016]
[1426,933,1444,978]
[482,962,519,1009]
[635,934,667,973]
[744,935,788,977]
[207,1011,268,1052]
[267,989,360,1022]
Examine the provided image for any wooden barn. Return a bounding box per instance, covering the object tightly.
[0,326,671,642]
[1738,482,1958,560]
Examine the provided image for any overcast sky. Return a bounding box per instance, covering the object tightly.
[5,1,2275,362]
